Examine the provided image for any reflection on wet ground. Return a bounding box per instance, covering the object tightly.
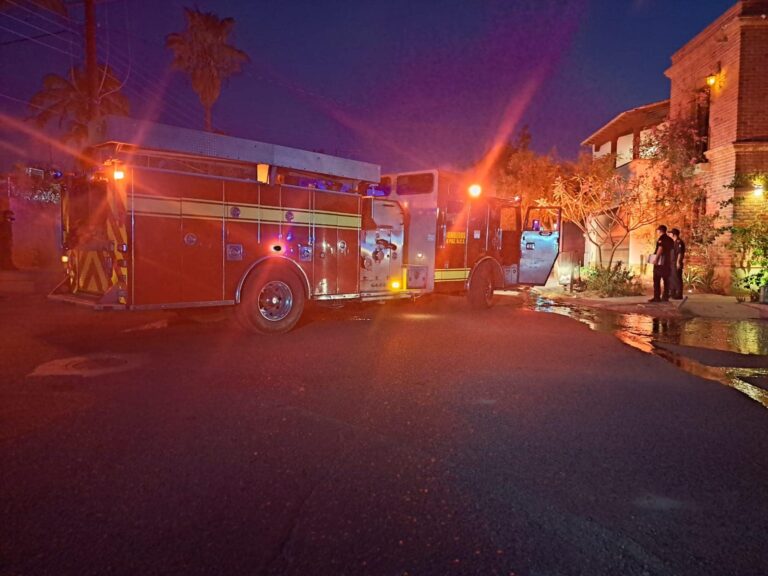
[529,295,768,410]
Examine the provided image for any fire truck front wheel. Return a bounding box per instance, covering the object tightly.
[468,263,495,309]
[237,267,305,334]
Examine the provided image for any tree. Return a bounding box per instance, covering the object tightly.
[166,8,249,131]
[553,153,622,269]
[4,0,112,142]
[554,117,708,270]
[28,64,130,145]
[494,127,560,213]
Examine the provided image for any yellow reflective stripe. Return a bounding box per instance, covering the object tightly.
[258,207,285,222]
[134,196,181,217]
[106,219,119,286]
[79,251,109,293]
[434,268,470,282]
[228,204,259,221]
[181,200,225,219]
[106,187,127,299]
[133,194,361,229]
[311,213,361,228]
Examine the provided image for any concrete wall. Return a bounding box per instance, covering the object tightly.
[8,197,60,269]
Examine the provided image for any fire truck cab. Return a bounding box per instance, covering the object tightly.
[52,117,561,333]
[367,170,562,307]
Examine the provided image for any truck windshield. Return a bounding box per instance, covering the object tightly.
[396,173,434,195]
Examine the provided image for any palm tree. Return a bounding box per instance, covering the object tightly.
[28,64,130,145]
[0,0,67,15]
[166,7,249,131]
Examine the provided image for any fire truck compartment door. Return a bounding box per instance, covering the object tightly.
[132,171,224,305]
[312,191,360,296]
[63,179,120,297]
[181,202,225,302]
[313,225,339,296]
[518,206,561,285]
[360,199,404,293]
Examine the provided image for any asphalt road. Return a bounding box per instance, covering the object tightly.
[1,292,767,576]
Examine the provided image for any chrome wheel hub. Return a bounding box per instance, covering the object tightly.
[258,281,293,321]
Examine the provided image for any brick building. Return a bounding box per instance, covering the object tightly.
[583,0,768,287]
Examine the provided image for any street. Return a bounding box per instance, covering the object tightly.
[1,292,767,576]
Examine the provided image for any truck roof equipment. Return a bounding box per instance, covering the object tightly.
[90,115,381,183]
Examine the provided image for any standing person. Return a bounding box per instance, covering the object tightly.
[670,228,686,299]
[0,207,17,271]
[649,224,674,302]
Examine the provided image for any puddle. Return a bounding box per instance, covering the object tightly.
[530,296,768,410]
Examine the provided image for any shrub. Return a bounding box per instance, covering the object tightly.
[684,264,724,294]
[682,266,702,292]
[737,268,768,301]
[582,262,643,297]
[695,264,724,294]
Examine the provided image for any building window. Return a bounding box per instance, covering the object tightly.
[615,133,634,167]
[694,89,711,162]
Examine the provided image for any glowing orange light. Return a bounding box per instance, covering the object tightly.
[390,280,401,290]
[113,169,125,180]
[468,184,482,198]
[706,74,717,87]
[61,255,69,263]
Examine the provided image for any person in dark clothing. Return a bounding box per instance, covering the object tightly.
[649,224,674,302]
[0,209,17,270]
[669,228,686,299]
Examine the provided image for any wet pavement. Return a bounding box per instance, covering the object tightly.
[530,295,768,409]
[3,292,768,575]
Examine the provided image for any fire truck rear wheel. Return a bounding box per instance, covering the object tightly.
[237,267,305,334]
[468,263,495,309]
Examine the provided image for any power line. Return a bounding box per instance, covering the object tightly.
[0,9,75,51]
[97,44,203,127]
[95,30,205,126]
[0,90,47,110]
[0,21,75,57]
[3,0,73,27]
[0,2,222,130]
[0,27,68,46]
[0,10,202,128]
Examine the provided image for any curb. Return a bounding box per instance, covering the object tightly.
[743,302,768,319]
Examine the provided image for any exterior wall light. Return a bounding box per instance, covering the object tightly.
[468,184,482,198]
[753,183,764,197]
[706,74,717,87]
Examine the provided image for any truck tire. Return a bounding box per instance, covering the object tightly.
[236,265,305,334]
[468,262,495,309]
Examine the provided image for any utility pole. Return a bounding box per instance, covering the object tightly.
[84,0,98,121]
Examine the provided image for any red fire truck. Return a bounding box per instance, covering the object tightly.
[52,117,561,333]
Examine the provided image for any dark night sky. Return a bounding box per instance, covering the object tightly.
[0,0,736,173]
